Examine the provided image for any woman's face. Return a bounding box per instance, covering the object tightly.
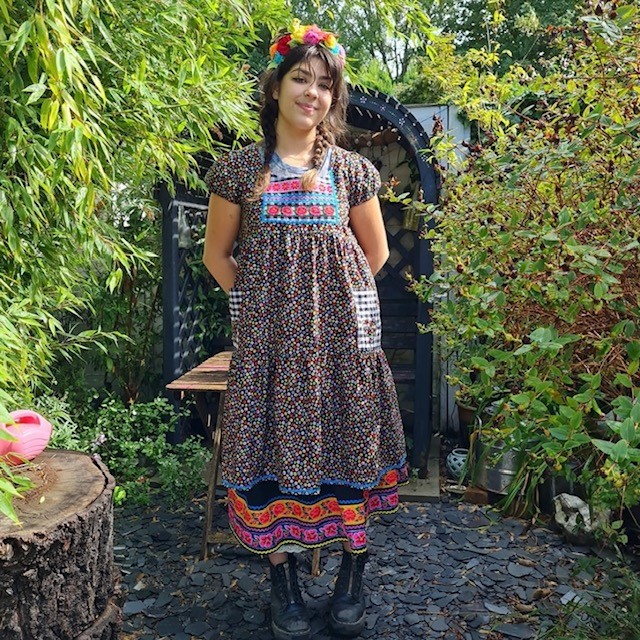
[273,56,333,134]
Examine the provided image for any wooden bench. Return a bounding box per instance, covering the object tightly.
[167,352,322,572]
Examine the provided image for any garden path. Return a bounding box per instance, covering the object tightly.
[115,497,621,640]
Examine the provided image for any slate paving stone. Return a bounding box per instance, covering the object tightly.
[456,588,476,603]
[123,598,154,615]
[485,601,511,614]
[495,622,535,638]
[113,498,628,640]
[508,562,534,577]
[155,589,174,608]
[243,609,266,625]
[190,572,206,587]
[185,620,212,635]
[429,617,450,632]
[155,615,184,635]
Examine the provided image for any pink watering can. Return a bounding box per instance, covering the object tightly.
[0,410,53,464]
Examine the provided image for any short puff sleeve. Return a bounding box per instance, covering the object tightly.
[204,152,244,205]
[347,152,382,208]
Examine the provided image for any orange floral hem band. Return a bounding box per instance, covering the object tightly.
[227,465,409,555]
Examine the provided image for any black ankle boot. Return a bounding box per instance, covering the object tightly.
[269,554,311,640]
[329,550,369,637]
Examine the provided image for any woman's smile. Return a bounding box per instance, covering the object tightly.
[297,102,317,114]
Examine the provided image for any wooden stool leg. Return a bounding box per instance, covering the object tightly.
[311,548,321,576]
[201,392,225,561]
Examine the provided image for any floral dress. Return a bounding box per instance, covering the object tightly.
[205,143,408,555]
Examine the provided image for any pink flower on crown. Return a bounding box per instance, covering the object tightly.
[282,205,293,216]
[303,25,328,46]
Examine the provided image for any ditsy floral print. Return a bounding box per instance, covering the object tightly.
[205,144,407,554]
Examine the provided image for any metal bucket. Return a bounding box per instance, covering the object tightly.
[475,439,520,495]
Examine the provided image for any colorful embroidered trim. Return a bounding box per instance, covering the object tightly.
[260,171,340,225]
[227,466,409,555]
[268,20,346,69]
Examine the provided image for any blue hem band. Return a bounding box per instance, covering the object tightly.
[222,454,407,496]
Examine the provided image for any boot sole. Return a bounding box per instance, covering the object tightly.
[271,620,311,640]
[328,611,366,637]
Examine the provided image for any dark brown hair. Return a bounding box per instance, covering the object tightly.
[252,44,349,198]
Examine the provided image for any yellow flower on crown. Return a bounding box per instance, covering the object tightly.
[325,34,336,48]
[290,19,306,42]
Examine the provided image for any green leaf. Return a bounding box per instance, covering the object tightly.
[592,438,616,456]
[0,492,21,525]
[593,281,608,299]
[619,419,637,445]
[550,427,569,441]
[0,478,23,498]
[626,341,640,361]
[511,393,531,407]
[614,373,633,388]
[514,344,533,355]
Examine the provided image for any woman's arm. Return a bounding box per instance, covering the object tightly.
[349,196,389,276]
[203,194,241,293]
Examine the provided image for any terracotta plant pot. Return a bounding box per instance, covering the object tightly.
[455,400,477,448]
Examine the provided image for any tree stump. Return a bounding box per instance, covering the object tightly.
[0,450,122,640]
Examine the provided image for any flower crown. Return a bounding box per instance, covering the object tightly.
[268,20,346,70]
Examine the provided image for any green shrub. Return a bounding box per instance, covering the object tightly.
[410,1,640,532]
[87,396,210,505]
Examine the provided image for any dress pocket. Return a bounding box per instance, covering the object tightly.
[352,289,382,351]
[228,289,242,348]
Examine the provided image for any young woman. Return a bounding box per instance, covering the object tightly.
[203,21,408,640]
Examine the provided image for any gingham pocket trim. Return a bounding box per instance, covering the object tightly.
[353,289,382,351]
[228,289,242,348]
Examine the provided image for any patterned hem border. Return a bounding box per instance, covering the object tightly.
[222,456,408,495]
[227,504,402,556]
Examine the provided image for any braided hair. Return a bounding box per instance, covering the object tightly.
[251,44,349,199]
